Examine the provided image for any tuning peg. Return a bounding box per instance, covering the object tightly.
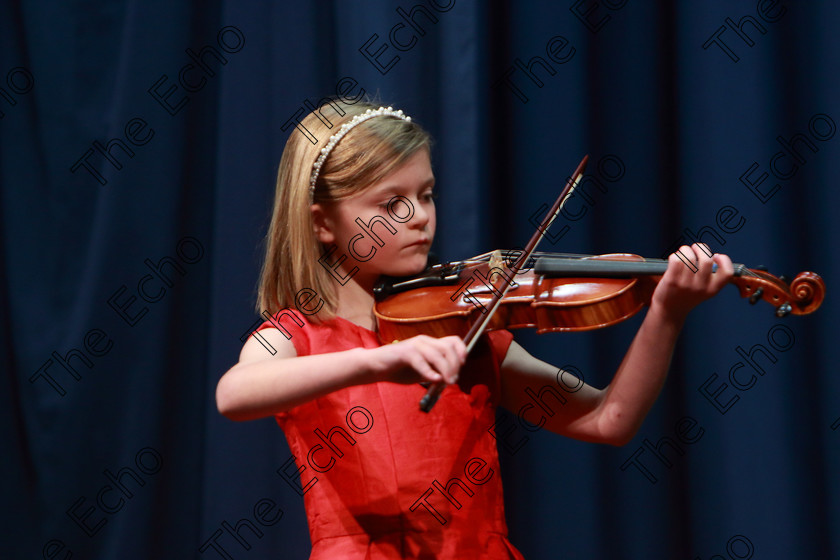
[779,275,789,284]
[775,302,792,317]
[755,265,769,272]
[748,287,764,305]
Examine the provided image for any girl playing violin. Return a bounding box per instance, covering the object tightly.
[215,99,734,559]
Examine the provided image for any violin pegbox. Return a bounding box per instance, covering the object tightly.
[733,268,825,316]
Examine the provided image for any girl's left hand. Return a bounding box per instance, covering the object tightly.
[651,243,734,322]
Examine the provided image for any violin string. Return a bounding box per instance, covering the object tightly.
[465,250,770,282]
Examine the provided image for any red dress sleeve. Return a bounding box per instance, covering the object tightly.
[251,308,311,356]
[487,329,514,368]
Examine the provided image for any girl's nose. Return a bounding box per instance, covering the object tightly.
[409,199,430,228]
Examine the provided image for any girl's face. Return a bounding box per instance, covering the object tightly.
[313,149,436,287]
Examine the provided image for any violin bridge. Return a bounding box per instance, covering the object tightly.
[489,250,504,288]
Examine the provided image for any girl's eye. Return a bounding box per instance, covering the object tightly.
[422,191,437,202]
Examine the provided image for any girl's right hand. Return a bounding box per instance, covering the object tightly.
[367,334,467,385]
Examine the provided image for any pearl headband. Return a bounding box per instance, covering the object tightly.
[309,106,412,200]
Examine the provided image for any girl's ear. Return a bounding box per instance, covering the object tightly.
[311,204,335,244]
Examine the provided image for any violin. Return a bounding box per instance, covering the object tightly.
[373,250,826,343]
[374,155,826,411]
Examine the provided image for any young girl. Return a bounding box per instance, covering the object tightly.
[216,100,734,559]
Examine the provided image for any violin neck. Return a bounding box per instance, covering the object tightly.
[533,256,747,277]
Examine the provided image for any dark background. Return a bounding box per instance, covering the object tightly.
[2,1,838,558]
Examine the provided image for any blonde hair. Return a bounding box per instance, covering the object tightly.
[257,99,431,321]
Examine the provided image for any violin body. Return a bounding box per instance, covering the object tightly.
[373,252,826,344]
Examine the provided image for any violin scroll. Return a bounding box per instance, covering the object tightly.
[732,269,825,317]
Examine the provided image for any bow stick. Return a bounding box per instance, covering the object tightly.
[419,155,590,412]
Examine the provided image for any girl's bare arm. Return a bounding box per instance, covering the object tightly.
[499,244,734,446]
[216,331,466,421]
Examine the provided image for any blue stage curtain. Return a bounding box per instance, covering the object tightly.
[2,1,838,558]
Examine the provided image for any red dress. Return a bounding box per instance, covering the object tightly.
[255,310,525,559]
